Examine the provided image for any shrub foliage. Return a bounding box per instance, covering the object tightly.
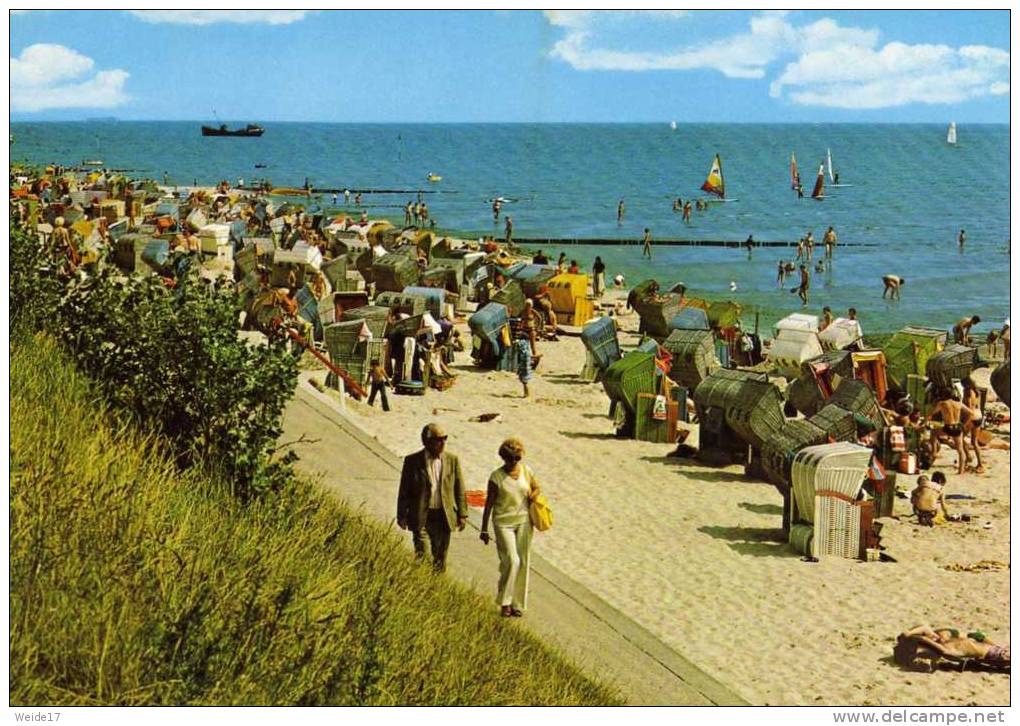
[10,223,297,499]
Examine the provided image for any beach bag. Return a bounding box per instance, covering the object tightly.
[526,466,552,532]
[529,495,553,532]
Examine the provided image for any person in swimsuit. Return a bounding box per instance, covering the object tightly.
[823,226,837,260]
[953,315,981,345]
[910,472,949,527]
[820,306,833,332]
[882,274,905,300]
[796,264,810,306]
[961,377,986,473]
[899,625,1010,667]
[929,395,981,475]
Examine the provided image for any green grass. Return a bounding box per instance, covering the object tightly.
[10,333,620,706]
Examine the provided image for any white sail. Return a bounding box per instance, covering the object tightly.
[947,122,957,145]
[826,148,834,182]
[670,120,677,130]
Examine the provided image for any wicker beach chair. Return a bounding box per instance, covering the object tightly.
[693,369,785,451]
[925,344,982,390]
[990,360,1009,407]
[663,329,720,390]
[761,419,828,489]
[602,351,659,416]
[828,379,886,434]
[581,317,622,373]
[808,403,857,443]
[790,442,873,559]
[769,329,824,379]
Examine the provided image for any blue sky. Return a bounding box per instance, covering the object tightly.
[10,9,1010,122]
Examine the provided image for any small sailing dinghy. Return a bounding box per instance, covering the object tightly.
[791,152,802,194]
[827,148,852,187]
[811,163,825,200]
[670,120,677,130]
[700,153,737,203]
[947,122,957,145]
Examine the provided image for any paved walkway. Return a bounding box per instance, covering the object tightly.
[282,378,749,706]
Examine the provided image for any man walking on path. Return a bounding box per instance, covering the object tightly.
[642,228,653,259]
[397,424,468,573]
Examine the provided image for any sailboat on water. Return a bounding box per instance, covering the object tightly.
[826,147,852,187]
[947,122,957,145]
[790,152,802,195]
[811,163,825,200]
[700,153,737,203]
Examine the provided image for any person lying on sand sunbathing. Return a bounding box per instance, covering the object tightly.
[896,625,1010,671]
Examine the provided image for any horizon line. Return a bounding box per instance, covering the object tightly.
[10,119,1010,125]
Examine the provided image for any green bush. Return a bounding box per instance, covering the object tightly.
[10,223,298,499]
[10,334,619,706]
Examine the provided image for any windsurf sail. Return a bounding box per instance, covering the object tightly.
[947,122,957,145]
[701,153,725,198]
[826,148,834,182]
[811,164,825,200]
[790,152,801,191]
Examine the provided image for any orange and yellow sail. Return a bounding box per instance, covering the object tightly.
[700,153,725,198]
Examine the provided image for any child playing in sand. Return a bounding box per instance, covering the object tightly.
[910,472,949,527]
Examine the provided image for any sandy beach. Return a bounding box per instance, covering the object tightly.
[326,300,1010,707]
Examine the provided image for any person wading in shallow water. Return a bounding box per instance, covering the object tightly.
[642,228,652,259]
[793,264,810,306]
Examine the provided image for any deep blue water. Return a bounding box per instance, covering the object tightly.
[11,121,1010,332]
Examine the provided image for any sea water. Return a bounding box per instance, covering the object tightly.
[11,121,1010,333]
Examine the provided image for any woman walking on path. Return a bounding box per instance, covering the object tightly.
[480,438,540,617]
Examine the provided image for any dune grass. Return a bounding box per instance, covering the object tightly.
[10,333,620,706]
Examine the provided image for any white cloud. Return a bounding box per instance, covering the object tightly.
[10,44,129,112]
[11,43,94,86]
[771,39,1010,109]
[544,10,687,30]
[127,10,308,26]
[545,11,1009,110]
[547,10,795,79]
